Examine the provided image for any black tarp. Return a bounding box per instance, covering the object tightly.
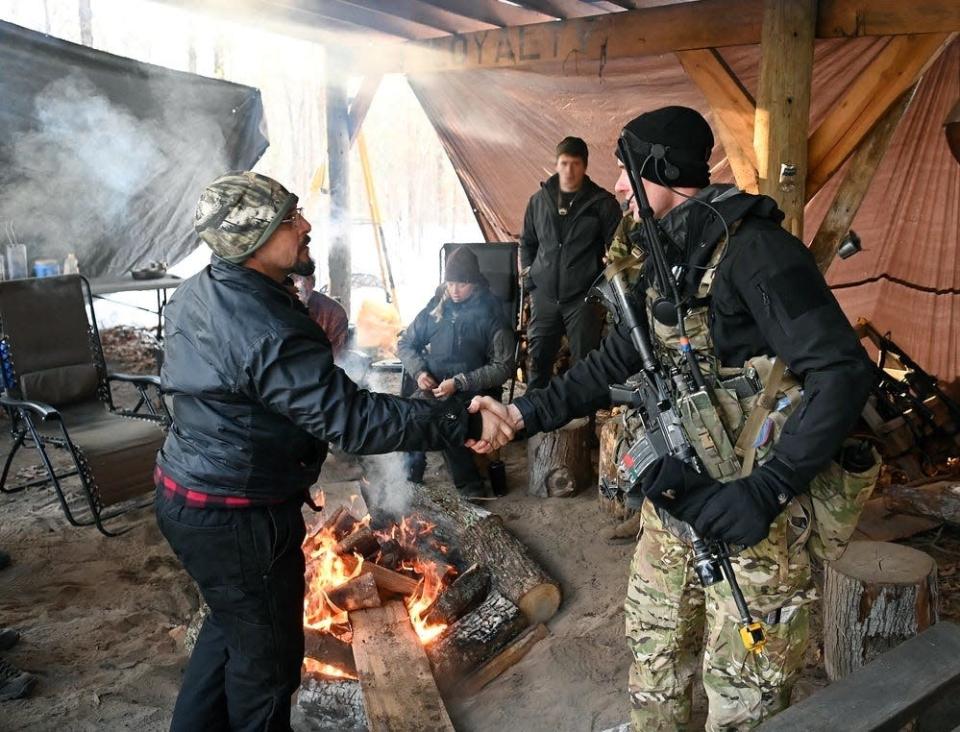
[0,19,268,277]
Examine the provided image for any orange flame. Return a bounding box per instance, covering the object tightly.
[302,510,367,638]
[302,657,358,681]
[405,559,450,644]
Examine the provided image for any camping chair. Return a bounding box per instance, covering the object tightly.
[0,275,168,536]
[438,242,521,401]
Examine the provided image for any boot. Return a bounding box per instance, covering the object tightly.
[600,511,643,544]
[0,549,9,571]
[0,657,37,701]
[0,629,18,652]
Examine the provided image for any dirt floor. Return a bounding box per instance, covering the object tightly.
[2,349,960,731]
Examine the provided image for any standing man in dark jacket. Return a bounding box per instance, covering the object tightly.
[398,247,515,498]
[520,136,622,388]
[471,108,878,729]
[155,172,513,731]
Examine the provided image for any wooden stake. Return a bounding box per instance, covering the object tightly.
[753,0,816,238]
[350,601,455,732]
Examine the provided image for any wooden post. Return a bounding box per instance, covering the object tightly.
[823,541,939,681]
[808,84,918,273]
[350,601,455,732]
[753,0,815,238]
[78,0,93,47]
[326,49,352,316]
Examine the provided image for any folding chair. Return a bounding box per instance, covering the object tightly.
[438,242,521,400]
[0,275,168,536]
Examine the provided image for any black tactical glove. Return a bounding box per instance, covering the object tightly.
[641,456,796,547]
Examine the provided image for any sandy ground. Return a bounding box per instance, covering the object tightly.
[3,368,959,732]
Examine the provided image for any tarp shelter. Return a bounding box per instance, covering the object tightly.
[0,19,268,278]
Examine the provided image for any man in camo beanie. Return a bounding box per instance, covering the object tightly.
[194,171,298,263]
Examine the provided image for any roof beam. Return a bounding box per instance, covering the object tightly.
[510,1,598,19]
[303,0,450,40]
[341,0,498,35]
[394,0,960,73]
[809,84,918,273]
[417,0,554,28]
[806,32,954,199]
[348,74,383,146]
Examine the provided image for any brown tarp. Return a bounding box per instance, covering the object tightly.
[410,38,959,381]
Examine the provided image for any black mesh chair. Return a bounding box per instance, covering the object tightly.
[0,275,168,536]
[439,242,521,399]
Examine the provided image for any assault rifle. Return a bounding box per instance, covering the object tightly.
[586,133,765,653]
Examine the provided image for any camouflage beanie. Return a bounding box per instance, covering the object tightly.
[194,171,298,263]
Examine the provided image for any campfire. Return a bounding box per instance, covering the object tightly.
[296,481,563,731]
[302,499,454,652]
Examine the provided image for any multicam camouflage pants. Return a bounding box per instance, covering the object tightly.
[625,500,815,732]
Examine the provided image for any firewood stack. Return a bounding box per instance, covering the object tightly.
[299,485,559,730]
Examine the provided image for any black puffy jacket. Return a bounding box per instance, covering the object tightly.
[514,193,874,492]
[519,173,622,303]
[157,257,473,503]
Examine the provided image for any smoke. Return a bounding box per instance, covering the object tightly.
[0,71,228,274]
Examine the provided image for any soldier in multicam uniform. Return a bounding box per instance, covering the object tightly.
[470,107,880,730]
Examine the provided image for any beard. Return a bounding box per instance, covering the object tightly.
[292,249,316,277]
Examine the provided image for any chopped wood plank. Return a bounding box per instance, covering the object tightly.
[327,573,382,613]
[350,601,454,732]
[343,554,420,596]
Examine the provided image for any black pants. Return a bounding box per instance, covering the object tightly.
[527,290,604,389]
[156,489,306,732]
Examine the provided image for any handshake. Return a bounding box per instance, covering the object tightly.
[465,396,525,454]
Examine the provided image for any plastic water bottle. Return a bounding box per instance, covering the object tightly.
[63,252,79,275]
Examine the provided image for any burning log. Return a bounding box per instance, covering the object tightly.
[304,629,356,674]
[326,573,382,613]
[456,623,549,697]
[426,590,528,691]
[323,505,361,540]
[350,601,455,732]
[342,554,420,597]
[404,483,561,624]
[336,526,380,558]
[884,480,960,526]
[423,564,490,627]
[298,676,368,732]
[376,539,402,570]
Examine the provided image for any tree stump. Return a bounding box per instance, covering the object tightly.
[527,418,594,498]
[823,540,939,680]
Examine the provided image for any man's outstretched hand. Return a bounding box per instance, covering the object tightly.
[465,396,524,453]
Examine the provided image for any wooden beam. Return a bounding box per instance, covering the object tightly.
[309,0,450,40]
[401,0,763,72]
[809,84,917,273]
[512,0,601,19]
[676,48,758,191]
[394,0,960,74]
[753,0,816,238]
[348,75,383,147]
[343,0,498,35]
[806,32,953,200]
[418,0,554,27]
[817,0,960,38]
[350,602,455,732]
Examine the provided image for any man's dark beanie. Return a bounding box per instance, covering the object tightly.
[556,136,589,163]
[618,106,714,188]
[444,247,484,284]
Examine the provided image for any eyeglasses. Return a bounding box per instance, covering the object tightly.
[280,207,304,227]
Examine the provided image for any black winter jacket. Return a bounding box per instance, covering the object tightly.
[514,193,874,493]
[397,285,515,395]
[157,257,473,503]
[519,173,622,303]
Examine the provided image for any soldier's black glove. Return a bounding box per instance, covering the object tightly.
[641,456,796,547]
